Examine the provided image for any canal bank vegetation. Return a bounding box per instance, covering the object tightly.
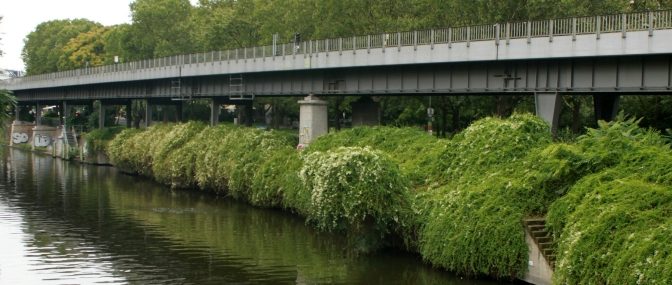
[106,114,672,282]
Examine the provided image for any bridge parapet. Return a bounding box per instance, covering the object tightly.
[3,10,672,91]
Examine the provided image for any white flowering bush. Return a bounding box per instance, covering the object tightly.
[546,119,672,284]
[300,146,413,251]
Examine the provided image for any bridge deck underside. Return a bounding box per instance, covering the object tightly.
[14,55,672,103]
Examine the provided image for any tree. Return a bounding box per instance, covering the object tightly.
[0,16,3,57]
[0,17,17,127]
[58,26,111,70]
[22,19,102,75]
[129,0,195,57]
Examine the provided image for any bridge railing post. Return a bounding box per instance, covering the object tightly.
[397,32,401,51]
[526,21,531,44]
[506,23,510,45]
[382,33,386,53]
[572,18,577,41]
[466,26,471,47]
[430,29,435,49]
[339,38,342,55]
[549,19,554,42]
[448,28,452,48]
[622,13,627,38]
[495,24,500,46]
[648,11,654,37]
[413,31,417,50]
[367,35,371,53]
[596,15,601,39]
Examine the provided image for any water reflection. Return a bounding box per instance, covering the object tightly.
[0,148,507,284]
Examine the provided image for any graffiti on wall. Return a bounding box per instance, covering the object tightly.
[11,133,29,144]
[34,135,51,147]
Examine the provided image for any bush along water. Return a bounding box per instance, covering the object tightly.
[545,118,672,284]
[107,123,410,251]
[106,115,672,282]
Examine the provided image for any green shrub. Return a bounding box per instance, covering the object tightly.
[417,114,553,279]
[545,118,672,284]
[151,122,207,186]
[250,147,305,209]
[84,126,125,152]
[300,146,413,252]
[307,127,447,187]
[107,127,144,173]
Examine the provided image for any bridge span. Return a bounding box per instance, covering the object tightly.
[2,10,672,143]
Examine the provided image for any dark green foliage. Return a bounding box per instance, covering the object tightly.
[104,114,672,281]
[307,126,447,187]
[84,126,124,152]
[545,118,672,284]
[22,19,102,75]
[417,114,554,279]
[300,147,414,252]
[0,89,16,130]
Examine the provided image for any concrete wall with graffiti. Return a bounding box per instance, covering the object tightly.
[10,121,61,150]
[10,121,35,146]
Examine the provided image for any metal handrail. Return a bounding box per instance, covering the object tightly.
[6,9,672,85]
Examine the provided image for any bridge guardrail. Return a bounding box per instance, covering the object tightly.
[5,9,672,87]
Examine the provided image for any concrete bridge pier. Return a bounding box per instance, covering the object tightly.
[235,101,254,126]
[98,101,107,129]
[593,94,620,122]
[351,96,381,126]
[62,101,72,126]
[34,102,43,126]
[298,95,328,145]
[143,99,153,128]
[534,92,562,133]
[125,101,133,128]
[210,98,227,126]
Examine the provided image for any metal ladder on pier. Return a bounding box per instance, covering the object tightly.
[229,74,254,100]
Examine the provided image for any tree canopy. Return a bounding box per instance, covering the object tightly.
[22,0,672,75]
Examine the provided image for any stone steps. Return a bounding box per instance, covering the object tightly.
[524,217,556,270]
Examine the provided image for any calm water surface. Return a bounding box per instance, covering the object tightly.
[0,148,509,284]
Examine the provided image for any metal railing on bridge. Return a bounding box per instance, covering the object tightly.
[7,9,672,85]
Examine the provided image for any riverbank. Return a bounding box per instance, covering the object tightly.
[102,114,672,283]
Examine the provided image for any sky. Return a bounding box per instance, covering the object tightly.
[0,0,136,71]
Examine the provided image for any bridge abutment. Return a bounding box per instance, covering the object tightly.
[351,96,381,126]
[298,95,328,145]
[593,94,620,122]
[534,92,562,133]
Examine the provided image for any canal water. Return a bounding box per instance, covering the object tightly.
[0,148,509,284]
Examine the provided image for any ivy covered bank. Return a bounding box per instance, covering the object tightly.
[105,114,672,283]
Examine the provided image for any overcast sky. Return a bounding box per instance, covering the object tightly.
[0,0,135,71]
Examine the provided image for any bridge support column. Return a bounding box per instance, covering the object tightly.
[351,96,381,126]
[98,102,106,129]
[62,101,72,126]
[534,92,562,133]
[298,95,328,145]
[593,94,620,122]
[210,98,222,126]
[35,102,42,126]
[175,102,183,123]
[126,101,133,128]
[235,102,254,126]
[14,104,20,122]
[143,100,153,128]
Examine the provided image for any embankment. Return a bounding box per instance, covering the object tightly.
[103,115,672,283]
